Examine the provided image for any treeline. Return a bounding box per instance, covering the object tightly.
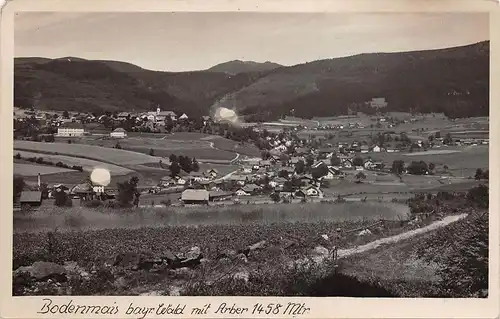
[14,153,84,172]
[168,154,200,177]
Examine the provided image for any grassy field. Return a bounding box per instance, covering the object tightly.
[14,150,133,175]
[367,145,488,178]
[13,202,409,233]
[14,163,75,176]
[340,233,442,297]
[14,141,162,166]
[59,134,240,162]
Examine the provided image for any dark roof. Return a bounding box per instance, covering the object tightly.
[209,191,233,198]
[242,184,260,192]
[19,191,42,203]
[59,122,85,129]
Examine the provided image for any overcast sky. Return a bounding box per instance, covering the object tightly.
[15,12,489,72]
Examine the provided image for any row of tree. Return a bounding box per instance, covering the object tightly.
[168,154,200,177]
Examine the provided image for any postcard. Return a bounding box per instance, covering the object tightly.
[1,0,499,318]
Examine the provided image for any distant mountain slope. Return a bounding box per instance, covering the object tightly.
[213,41,489,119]
[207,60,283,75]
[14,41,489,119]
[14,58,267,116]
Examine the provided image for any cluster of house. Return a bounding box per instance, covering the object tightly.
[16,107,198,138]
[153,146,389,205]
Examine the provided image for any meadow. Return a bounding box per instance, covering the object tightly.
[13,201,410,233]
[60,134,241,162]
[14,150,133,175]
[14,163,75,176]
[14,141,162,166]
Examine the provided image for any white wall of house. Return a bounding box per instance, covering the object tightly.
[57,128,85,137]
[110,131,127,138]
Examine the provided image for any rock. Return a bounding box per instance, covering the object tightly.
[113,276,127,289]
[248,240,266,251]
[238,240,266,257]
[216,249,237,260]
[63,261,89,279]
[161,249,179,263]
[281,238,297,249]
[15,261,67,282]
[233,270,250,283]
[237,253,248,263]
[357,229,372,236]
[113,252,142,268]
[140,290,163,296]
[311,245,330,264]
[169,285,182,296]
[185,246,201,260]
[321,234,329,241]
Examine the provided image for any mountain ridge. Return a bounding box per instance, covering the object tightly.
[14,40,489,119]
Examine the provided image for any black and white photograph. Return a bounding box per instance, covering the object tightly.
[10,11,490,299]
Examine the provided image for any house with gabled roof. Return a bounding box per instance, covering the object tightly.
[228,174,248,186]
[205,168,219,179]
[181,189,209,204]
[110,127,127,139]
[188,171,208,182]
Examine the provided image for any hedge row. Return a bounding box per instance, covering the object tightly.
[14,153,84,172]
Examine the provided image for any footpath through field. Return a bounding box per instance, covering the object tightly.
[337,213,468,258]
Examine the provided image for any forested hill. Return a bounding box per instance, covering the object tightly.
[15,41,489,119]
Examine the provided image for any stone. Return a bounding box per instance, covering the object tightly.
[358,229,372,236]
[185,246,201,260]
[15,261,67,282]
[233,270,250,283]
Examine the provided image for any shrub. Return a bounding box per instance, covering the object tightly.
[55,161,64,167]
[415,210,488,297]
[14,153,21,160]
[36,157,44,164]
[84,200,103,208]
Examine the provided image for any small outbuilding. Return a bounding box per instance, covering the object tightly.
[19,191,43,208]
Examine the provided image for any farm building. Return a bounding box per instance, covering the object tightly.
[205,168,219,179]
[209,191,233,201]
[110,128,127,138]
[156,109,177,122]
[179,113,189,120]
[57,123,85,137]
[19,191,43,208]
[181,189,209,204]
[369,97,388,109]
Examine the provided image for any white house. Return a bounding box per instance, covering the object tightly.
[369,97,388,109]
[303,186,323,198]
[93,186,105,194]
[372,145,382,153]
[235,189,250,196]
[57,123,85,137]
[156,110,177,122]
[110,128,127,138]
[175,177,187,185]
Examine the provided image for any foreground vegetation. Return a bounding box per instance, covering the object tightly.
[12,185,488,297]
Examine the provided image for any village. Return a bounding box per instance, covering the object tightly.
[13,100,489,210]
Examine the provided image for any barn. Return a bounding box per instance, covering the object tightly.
[181,189,209,205]
[19,191,43,208]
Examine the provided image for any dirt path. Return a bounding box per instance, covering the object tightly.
[336,213,467,259]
